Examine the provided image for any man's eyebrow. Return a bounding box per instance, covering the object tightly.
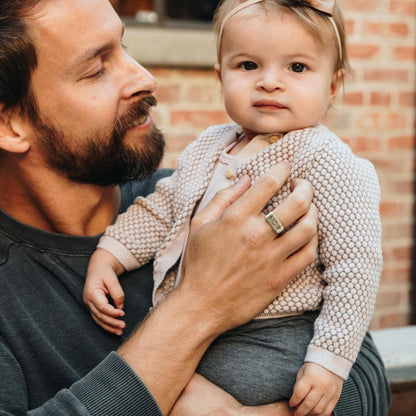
[69,24,125,72]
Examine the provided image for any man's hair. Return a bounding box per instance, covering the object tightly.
[0,0,41,117]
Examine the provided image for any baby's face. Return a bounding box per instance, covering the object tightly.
[217,7,339,140]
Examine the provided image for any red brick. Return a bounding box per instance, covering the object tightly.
[166,134,195,151]
[399,91,416,106]
[375,291,402,308]
[379,312,410,328]
[344,19,355,36]
[390,0,416,14]
[170,110,230,128]
[155,85,181,103]
[342,91,364,105]
[380,200,412,217]
[150,67,175,78]
[394,46,416,60]
[387,135,416,151]
[187,86,218,103]
[382,223,413,240]
[356,113,381,129]
[363,21,384,36]
[363,68,409,83]
[382,178,415,195]
[370,156,413,174]
[370,92,392,106]
[344,136,381,153]
[381,267,411,284]
[343,0,378,12]
[348,43,380,59]
[388,22,411,36]
[383,113,407,130]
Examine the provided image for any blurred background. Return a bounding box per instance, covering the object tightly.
[111,0,416,333]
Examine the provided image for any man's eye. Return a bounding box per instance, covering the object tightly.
[239,61,258,71]
[88,68,104,79]
[290,63,307,73]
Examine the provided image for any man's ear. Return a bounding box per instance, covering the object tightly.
[0,106,31,153]
[329,69,345,105]
[214,63,222,83]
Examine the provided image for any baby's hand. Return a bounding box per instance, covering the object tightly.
[289,362,343,416]
[83,248,126,335]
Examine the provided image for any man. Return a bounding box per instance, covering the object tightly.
[0,0,390,415]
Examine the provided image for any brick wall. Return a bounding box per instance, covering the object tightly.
[148,0,416,330]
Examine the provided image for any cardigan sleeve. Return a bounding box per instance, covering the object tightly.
[98,170,180,271]
[304,138,383,379]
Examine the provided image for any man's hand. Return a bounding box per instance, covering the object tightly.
[289,363,343,416]
[170,374,294,416]
[181,162,318,332]
[119,162,318,414]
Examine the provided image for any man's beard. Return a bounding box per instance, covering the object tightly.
[32,96,166,186]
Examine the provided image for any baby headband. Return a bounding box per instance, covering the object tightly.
[217,0,342,60]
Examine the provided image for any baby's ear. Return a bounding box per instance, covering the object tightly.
[214,63,222,83]
[329,69,345,104]
[0,106,31,154]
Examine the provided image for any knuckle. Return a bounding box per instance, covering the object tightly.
[190,212,206,230]
[222,204,245,227]
[302,219,317,239]
[261,173,282,189]
[291,191,310,213]
[244,228,264,248]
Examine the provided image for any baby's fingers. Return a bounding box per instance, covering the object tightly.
[88,299,126,335]
[289,371,310,408]
[91,312,126,336]
[87,290,125,317]
[293,389,322,416]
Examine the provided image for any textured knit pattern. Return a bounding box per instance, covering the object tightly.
[99,123,382,379]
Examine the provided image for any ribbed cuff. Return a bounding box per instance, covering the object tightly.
[305,345,353,379]
[70,352,162,416]
[97,236,141,271]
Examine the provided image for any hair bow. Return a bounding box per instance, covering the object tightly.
[305,0,336,16]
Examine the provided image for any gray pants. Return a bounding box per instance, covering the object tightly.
[197,311,318,406]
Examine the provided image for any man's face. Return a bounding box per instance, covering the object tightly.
[27,0,165,185]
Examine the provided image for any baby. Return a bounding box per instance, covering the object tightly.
[84,1,382,414]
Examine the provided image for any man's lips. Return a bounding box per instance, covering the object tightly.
[254,99,287,110]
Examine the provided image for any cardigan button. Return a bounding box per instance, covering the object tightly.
[269,135,281,144]
[225,169,234,179]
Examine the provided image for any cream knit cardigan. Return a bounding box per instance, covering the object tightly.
[99,123,382,379]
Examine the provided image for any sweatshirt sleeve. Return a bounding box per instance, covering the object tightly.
[0,336,161,416]
[98,170,179,271]
[304,139,383,379]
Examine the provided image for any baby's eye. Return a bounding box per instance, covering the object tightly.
[239,61,258,71]
[290,63,307,73]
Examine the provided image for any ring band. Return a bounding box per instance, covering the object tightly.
[265,211,285,235]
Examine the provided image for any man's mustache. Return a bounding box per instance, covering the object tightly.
[116,95,158,134]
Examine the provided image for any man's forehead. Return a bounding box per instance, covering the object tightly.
[29,0,121,67]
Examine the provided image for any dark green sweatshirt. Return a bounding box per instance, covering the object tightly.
[0,169,390,415]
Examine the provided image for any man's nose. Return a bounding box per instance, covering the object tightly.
[120,52,157,99]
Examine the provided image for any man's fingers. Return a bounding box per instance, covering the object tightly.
[191,176,251,229]
[271,178,314,231]
[272,202,318,259]
[229,162,292,216]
